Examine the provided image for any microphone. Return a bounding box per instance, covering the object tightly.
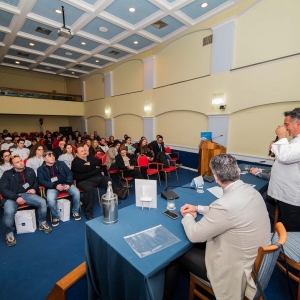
[211,134,223,141]
[268,136,278,156]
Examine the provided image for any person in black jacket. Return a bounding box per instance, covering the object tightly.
[71,146,111,220]
[0,155,52,247]
[37,151,81,227]
[116,148,144,179]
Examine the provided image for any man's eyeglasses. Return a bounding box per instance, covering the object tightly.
[43,152,54,157]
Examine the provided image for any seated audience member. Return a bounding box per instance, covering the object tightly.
[34,132,40,141]
[26,144,47,175]
[94,131,100,141]
[89,139,102,157]
[2,129,11,138]
[9,136,20,152]
[71,146,111,220]
[106,140,121,170]
[37,151,81,227]
[89,133,95,141]
[67,134,75,146]
[99,138,109,153]
[28,138,37,150]
[74,131,81,139]
[12,132,19,137]
[52,133,62,149]
[45,133,53,150]
[116,148,144,179]
[124,136,136,158]
[75,136,83,146]
[163,154,270,300]
[53,141,65,160]
[11,139,30,160]
[0,155,52,246]
[122,134,128,144]
[0,133,4,144]
[0,150,12,179]
[267,107,300,231]
[135,138,154,179]
[1,137,14,151]
[58,144,75,168]
[84,139,92,156]
[83,132,89,140]
[107,135,115,147]
[20,134,31,148]
[148,135,170,168]
[60,136,67,143]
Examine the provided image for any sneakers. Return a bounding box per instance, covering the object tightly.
[39,222,52,233]
[51,218,60,227]
[73,213,81,221]
[6,235,16,247]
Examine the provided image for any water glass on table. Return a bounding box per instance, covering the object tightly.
[196,184,204,193]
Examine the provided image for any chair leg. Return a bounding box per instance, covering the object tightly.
[157,172,161,186]
[175,169,179,182]
[189,275,196,300]
[298,271,300,300]
[97,188,101,206]
[165,172,168,187]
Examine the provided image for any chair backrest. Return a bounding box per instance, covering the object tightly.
[137,155,149,167]
[165,146,171,153]
[23,158,28,165]
[95,152,105,160]
[253,222,287,298]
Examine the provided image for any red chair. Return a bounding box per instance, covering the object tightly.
[102,154,118,177]
[39,138,45,145]
[152,162,179,187]
[95,152,105,161]
[118,170,134,196]
[72,145,77,153]
[165,146,179,166]
[29,132,35,138]
[0,193,29,210]
[137,155,161,185]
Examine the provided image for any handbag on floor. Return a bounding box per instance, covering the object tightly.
[113,185,128,200]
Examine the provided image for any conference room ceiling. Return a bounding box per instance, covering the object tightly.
[0,0,243,78]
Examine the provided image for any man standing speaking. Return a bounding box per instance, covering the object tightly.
[268,107,300,231]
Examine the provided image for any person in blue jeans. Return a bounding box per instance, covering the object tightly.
[0,155,52,247]
[37,150,81,227]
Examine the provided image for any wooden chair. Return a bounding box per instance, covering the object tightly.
[189,222,287,300]
[153,162,179,187]
[118,169,134,196]
[136,155,161,185]
[273,205,300,300]
[165,146,179,166]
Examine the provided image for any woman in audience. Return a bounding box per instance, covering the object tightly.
[106,140,121,170]
[84,138,92,156]
[58,144,75,168]
[135,138,154,161]
[116,147,144,179]
[67,134,75,146]
[0,150,12,179]
[26,144,47,175]
[124,136,136,158]
[89,139,102,157]
[45,133,53,150]
[75,136,83,147]
[107,136,115,147]
[60,136,67,143]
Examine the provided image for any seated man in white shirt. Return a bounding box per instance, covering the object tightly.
[20,134,31,148]
[1,137,14,151]
[11,139,30,160]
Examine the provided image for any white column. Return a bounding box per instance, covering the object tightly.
[211,16,237,74]
[82,118,88,134]
[80,81,86,102]
[207,114,229,147]
[142,56,156,89]
[105,118,114,138]
[143,117,155,142]
[104,71,113,97]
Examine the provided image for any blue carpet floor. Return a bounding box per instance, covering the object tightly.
[0,168,296,300]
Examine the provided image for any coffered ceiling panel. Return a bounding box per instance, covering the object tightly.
[0,0,242,78]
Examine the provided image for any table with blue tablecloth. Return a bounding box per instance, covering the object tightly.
[85,172,269,300]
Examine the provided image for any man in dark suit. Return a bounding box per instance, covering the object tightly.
[71,146,111,220]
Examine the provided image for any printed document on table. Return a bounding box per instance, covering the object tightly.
[207,186,223,198]
[124,224,181,258]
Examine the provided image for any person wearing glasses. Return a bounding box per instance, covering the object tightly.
[0,155,52,247]
[11,139,30,160]
[26,144,48,175]
[37,151,81,227]
[0,150,12,179]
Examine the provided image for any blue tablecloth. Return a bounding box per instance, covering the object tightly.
[85,173,268,300]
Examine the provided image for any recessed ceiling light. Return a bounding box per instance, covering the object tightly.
[99,26,108,32]
[81,42,86,45]
[201,2,208,8]
[72,72,75,74]
[134,41,138,44]
[129,7,135,12]
[15,61,20,64]
[29,43,34,46]
[46,67,51,70]
[65,52,72,56]
[95,60,99,63]
[55,9,62,14]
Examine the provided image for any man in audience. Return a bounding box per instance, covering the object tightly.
[149,135,170,168]
[20,134,31,148]
[2,129,11,138]
[1,137,14,151]
[267,107,300,231]
[53,141,65,160]
[9,136,20,152]
[28,138,37,150]
[0,155,52,247]
[71,146,111,220]
[37,150,81,227]
[164,154,270,300]
[94,131,100,141]
[11,139,30,160]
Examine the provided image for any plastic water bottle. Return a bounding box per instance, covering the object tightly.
[106,181,113,200]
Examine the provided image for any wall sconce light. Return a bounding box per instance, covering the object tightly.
[212,93,226,110]
[144,104,152,114]
[105,108,111,117]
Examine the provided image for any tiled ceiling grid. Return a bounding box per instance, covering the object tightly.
[0,0,239,78]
